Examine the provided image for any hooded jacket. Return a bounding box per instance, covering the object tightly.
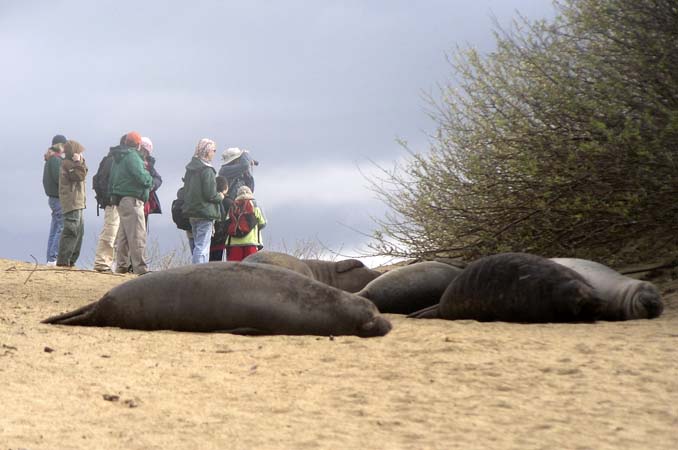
[182,157,224,220]
[108,146,153,202]
[58,141,88,213]
[43,143,64,198]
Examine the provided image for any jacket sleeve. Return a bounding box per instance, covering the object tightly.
[64,159,88,182]
[255,207,266,229]
[126,152,153,188]
[201,168,224,204]
[150,166,163,191]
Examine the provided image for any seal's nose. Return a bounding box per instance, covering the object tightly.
[359,316,392,337]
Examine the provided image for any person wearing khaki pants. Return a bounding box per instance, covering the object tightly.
[93,205,119,272]
[115,197,147,274]
[108,131,153,275]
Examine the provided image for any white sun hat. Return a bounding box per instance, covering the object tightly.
[221,147,244,164]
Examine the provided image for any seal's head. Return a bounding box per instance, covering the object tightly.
[357,315,392,337]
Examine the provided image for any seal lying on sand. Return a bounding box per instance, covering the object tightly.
[409,253,603,323]
[42,262,392,337]
[551,258,663,320]
[242,251,381,293]
[357,261,464,314]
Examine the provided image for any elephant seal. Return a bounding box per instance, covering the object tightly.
[551,258,663,320]
[42,262,392,337]
[302,258,381,293]
[242,251,381,293]
[357,261,464,314]
[409,253,603,323]
[241,251,314,278]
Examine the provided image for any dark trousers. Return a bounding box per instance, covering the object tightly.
[57,209,84,266]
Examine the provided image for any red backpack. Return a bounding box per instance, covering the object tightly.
[227,199,257,237]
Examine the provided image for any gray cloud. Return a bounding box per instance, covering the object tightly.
[1,0,554,266]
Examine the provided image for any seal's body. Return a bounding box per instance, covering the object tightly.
[42,262,392,337]
[409,253,603,323]
[551,258,663,320]
[243,251,381,292]
[357,261,463,314]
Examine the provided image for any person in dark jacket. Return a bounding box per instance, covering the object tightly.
[93,135,126,272]
[43,134,67,265]
[182,138,227,264]
[218,147,258,200]
[209,176,233,261]
[140,137,162,227]
[108,131,153,275]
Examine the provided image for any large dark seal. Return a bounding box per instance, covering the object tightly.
[42,262,392,337]
[409,253,603,322]
[357,261,464,314]
[242,251,381,293]
[551,258,663,320]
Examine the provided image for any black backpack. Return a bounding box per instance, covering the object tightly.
[92,154,114,210]
[171,187,191,231]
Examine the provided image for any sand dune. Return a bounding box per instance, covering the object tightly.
[1,258,676,449]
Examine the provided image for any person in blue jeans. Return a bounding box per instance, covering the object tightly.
[42,134,67,265]
[181,138,228,264]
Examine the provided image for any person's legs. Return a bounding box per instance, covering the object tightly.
[125,197,149,274]
[190,219,213,264]
[226,246,244,262]
[114,201,132,273]
[94,206,120,271]
[117,197,149,274]
[69,209,84,266]
[46,197,63,264]
[240,245,258,260]
[56,210,79,266]
[186,231,195,254]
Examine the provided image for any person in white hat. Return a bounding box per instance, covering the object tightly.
[218,147,258,200]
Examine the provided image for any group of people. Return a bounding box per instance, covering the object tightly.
[42,133,265,273]
[181,138,266,264]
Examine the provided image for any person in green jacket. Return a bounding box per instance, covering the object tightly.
[182,138,228,264]
[43,134,67,265]
[108,131,153,275]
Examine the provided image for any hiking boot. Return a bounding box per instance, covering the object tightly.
[95,267,112,273]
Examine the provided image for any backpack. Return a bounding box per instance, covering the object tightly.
[92,154,114,209]
[172,165,213,231]
[171,187,191,231]
[227,199,257,237]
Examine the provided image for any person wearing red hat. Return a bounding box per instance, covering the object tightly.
[108,131,153,275]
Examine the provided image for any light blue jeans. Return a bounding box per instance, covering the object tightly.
[190,218,213,264]
[46,196,64,263]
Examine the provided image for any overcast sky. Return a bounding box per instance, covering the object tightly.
[0,0,554,268]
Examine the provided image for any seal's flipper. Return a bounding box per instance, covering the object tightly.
[407,304,441,319]
[41,302,98,326]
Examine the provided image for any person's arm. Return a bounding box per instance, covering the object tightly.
[148,157,163,191]
[127,152,153,188]
[64,156,88,181]
[202,169,224,204]
[255,206,266,229]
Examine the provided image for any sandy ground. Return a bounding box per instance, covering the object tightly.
[0,257,676,450]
